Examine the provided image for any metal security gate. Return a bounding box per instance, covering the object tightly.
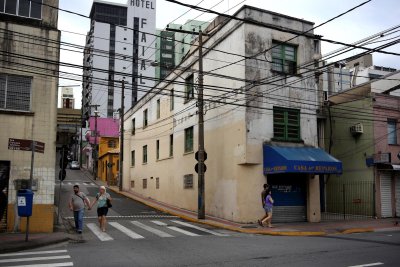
[322,181,375,221]
[268,174,307,223]
[396,176,400,217]
[380,172,393,218]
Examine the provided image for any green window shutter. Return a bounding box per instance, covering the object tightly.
[273,108,300,141]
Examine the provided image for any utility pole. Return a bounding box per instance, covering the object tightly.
[90,104,100,180]
[166,27,207,219]
[119,80,125,191]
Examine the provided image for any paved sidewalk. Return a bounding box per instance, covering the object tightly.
[0,230,69,254]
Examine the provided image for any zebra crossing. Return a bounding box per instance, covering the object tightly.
[57,181,96,186]
[0,249,73,267]
[84,219,229,241]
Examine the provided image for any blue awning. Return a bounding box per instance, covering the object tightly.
[263,145,342,175]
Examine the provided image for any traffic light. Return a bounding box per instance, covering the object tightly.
[195,150,207,174]
[59,169,66,181]
[59,146,69,170]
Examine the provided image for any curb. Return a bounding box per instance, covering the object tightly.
[0,235,70,254]
[107,187,328,237]
[340,228,374,234]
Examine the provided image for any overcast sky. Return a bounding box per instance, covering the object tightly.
[57,0,400,108]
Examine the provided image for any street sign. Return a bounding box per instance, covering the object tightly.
[195,163,207,173]
[8,138,45,153]
[195,151,207,161]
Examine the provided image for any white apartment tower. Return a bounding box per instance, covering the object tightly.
[83,0,156,121]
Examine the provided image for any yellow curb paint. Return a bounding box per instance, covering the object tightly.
[341,228,374,234]
[107,187,327,237]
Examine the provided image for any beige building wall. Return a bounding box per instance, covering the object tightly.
[0,0,60,232]
[123,6,320,223]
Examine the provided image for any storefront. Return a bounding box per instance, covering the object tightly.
[376,164,400,218]
[263,145,342,222]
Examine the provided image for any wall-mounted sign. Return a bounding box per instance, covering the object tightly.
[8,139,45,153]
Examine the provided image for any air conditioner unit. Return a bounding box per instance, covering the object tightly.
[350,123,363,135]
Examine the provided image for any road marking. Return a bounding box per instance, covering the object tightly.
[151,220,168,226]
[171,220,229,236]
[109,222,144,239]
[64,215,178,220]
[348,263,384,267]
[167,226,200,236]
[0,250,68,257]
[3,263,74,267]
[130,221,174,238]
[0,255,70,264]
[87,223,113,241]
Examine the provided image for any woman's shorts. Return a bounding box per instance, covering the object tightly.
[264,206,273,213]
[97,207,109,217]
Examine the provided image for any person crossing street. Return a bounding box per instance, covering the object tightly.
[69,185,91,234]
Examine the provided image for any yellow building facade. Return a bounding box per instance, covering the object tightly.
[97,137,119,185]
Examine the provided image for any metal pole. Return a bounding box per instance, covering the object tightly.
[80,121,83,168]
[119,80,125,191]
[26,121,35,242]
[343,183,346,220]
[198,31,205,220]
[93,109,98,180]
[57,147,64,226]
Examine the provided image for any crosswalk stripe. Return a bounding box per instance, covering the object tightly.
[3,262,74,267]
[0,255,70,264]
[130,221,174,238]
[109,222,144,239]
[171,220,229,236]
[167,226,200,236]
[87,223,113,241]
[0,250,68,257]
[151,220,168,226]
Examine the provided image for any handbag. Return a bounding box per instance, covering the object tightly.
[106,198,112,208]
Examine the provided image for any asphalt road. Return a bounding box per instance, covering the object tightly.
[12,168,390,266]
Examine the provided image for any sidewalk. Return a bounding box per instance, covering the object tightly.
[0,228,69,254]
[103,183,399,237]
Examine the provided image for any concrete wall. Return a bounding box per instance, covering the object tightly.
[123,6,318,223]
[0,18,60,232]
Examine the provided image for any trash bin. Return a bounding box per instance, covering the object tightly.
[17,189,34,217]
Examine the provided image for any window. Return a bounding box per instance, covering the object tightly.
[170,89,174,111]
[169,134,173,157]
[273,107,300,141]
[143,145,148,163]
[1,0,43,19]
[0,74,32,111]
[132,118,136,135]
[184,126,194,153]
[116,160,119,171]
[143,179,147,189]
[131,180,135,188]
[185,74,194,102]
[156,99,160,119]
[271,42,297,74]
[156,140,160,160]
[156,177,160,189]
[184,174,193,189]
[108,139,116,148]
[143,109,148,127]
[388,119,397,145]
[131,150,135,166]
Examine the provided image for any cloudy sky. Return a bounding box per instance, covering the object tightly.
[58,0,400,108]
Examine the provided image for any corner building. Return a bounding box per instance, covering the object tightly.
[123,6,342,223]
[0,0,60,232]
[83,0,156,121]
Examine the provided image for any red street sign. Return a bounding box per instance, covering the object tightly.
[8,138,45,153]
